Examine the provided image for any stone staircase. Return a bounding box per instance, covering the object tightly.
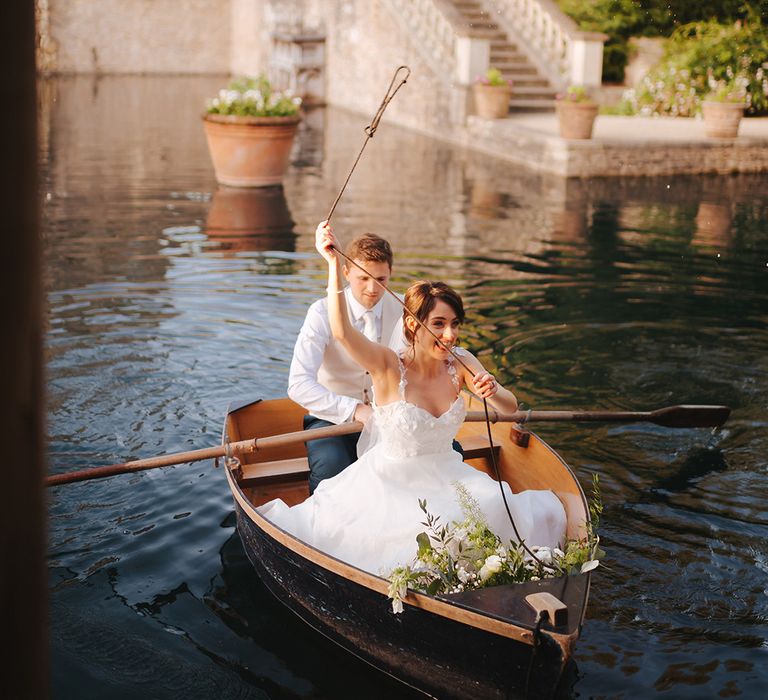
[451,0,558,111]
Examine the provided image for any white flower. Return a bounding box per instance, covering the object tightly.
[479,554,503,582]
[581,559,600,573]
[457,566,471,583]
[553,548,565,558]
[532,547,553,565]
[496,545,508,558]
[391,598,403,614]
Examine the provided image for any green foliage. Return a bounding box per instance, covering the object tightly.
[475,67,512,88]
[386,479,604,614]
[617,14,768,115]
[557,85,595,103]
[556,0,767,83]
[205,75,301,117]
[707,75,751,103]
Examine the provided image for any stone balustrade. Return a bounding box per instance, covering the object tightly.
[383,0,493,85]
[488,0,607,88]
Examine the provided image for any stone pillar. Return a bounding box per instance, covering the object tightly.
[568,32,607,87]
[452,35,490,124]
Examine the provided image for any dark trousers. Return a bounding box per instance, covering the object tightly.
[304,415,361,494]
[304,414,465,494]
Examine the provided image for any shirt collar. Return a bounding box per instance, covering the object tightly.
[346,287,383,323]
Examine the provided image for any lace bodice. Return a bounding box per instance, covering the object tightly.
[364,349,467,458]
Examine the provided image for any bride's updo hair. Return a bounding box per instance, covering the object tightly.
[403,281,465,345]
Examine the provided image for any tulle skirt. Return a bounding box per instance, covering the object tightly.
[258,444,567,577]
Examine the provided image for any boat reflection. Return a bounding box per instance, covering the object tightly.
[206,185,296,254]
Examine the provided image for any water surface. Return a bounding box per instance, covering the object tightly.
[44,76,768,698]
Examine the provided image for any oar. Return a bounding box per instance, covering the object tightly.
[46,404,729,487]
[493,404,732,429]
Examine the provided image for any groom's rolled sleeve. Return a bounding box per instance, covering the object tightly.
[287,300,359,425]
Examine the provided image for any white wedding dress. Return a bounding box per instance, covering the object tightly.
[259,351,567,576]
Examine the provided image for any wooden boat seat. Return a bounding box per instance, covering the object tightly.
[238,434,501,485]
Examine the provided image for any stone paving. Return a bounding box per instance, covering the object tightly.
[460,113,768,178]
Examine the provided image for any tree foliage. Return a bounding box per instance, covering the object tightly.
[557,0,768,82]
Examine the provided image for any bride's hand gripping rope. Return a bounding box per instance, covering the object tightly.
[472,371,498,400]
[315,220,339,264]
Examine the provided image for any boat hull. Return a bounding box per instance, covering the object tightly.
[222,397,590,699]
[234,499,577,699]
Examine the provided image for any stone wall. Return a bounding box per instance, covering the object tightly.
[39,0,232,74]
[36,0,456,132]
[323,1,456,135]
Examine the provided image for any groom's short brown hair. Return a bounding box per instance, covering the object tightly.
[345,233,393,269]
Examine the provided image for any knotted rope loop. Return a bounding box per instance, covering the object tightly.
[365,65,410,137]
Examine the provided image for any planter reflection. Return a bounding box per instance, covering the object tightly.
[469,180,503,219]
[693,201,732,248]
[550,208,588,242]
[206,185,296,254]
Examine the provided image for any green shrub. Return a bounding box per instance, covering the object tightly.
[618,14,768,116]
[557,0,767,84]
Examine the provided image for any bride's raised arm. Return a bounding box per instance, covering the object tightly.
[455,349,518,414]
[315,220,395,381]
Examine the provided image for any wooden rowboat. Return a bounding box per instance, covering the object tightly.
[221,394,592,699]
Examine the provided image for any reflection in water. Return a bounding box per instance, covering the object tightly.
[693,201,732,248]
[205,185,296,254]
[44,76,768,700]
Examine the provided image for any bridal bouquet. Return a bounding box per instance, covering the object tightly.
[387,477,603,614]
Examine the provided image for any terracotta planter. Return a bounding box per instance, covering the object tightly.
[473,84,512,119]
[202,113,301,187]
[555,101,599,139]
[701,101,744,139]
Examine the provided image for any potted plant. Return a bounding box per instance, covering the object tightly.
[555,85,599,140]
[700,73,749,139]
[472,67,513,119]
[202,75,302,187]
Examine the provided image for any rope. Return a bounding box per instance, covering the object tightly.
[523,611,549,699]
[325,65,411,224]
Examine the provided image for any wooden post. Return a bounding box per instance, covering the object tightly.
[0,1,47,697]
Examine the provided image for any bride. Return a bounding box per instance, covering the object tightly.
[258,221,567,576]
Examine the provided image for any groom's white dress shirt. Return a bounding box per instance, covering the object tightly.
[288,287,404,424]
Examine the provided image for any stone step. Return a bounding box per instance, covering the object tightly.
[465,27,507,39]
[506,76,550,87]
[454,0,485,9]
[490,48,527,61]
[510,85,558,97]
[490,42,524,53]
[461,12,495,23]
[447,0,559,104]
[491,40,525,51]
[508,98,557,111]
[493,61,538,74]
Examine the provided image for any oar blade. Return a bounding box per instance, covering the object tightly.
[650,405,731,428]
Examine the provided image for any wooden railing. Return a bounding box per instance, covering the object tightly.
[488,0,606,87]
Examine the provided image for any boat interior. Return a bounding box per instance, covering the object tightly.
[223,395,588,542]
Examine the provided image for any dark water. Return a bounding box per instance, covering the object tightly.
[44,76,768,699]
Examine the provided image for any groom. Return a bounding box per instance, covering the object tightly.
[288,231,403,493]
